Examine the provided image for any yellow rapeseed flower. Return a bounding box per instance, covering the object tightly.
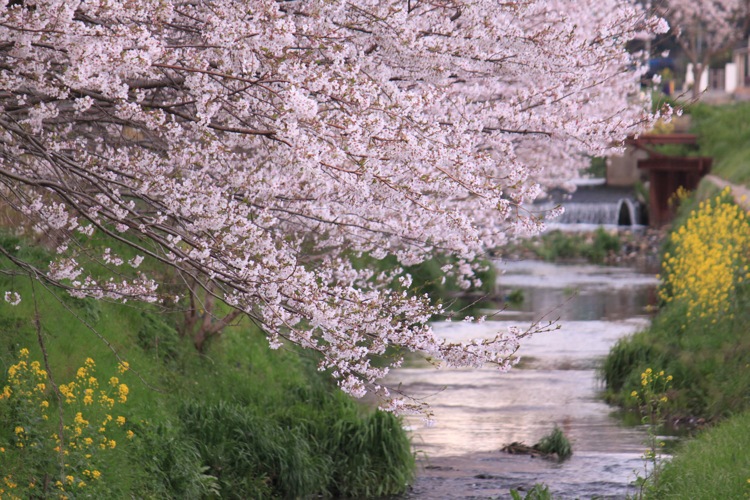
[118,383,129,403]
[659,193,749,324]
[74,412,88,426]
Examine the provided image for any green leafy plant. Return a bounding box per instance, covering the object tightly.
[629,368,673,499]
[510,483,553,499]
[535,426,572,461]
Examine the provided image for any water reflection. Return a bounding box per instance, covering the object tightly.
[388,261,659,499]
[494,261,659,322]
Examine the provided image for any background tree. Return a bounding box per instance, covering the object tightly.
[0,0,665,410]
[653,0,750,98]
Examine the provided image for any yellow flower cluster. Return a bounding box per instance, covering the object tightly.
[659,189,750,324]
[58,357,129,409]
[1,349,51,432]
[631,368,673,403]
[0,349,135,498]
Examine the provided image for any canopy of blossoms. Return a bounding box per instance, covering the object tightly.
[0,0,666,410]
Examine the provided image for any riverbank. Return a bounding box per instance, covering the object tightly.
[497,226,666,271]
[601,184,750,497]
[598,99,750,498]
[0,254,414,497]
[603,186,749,417]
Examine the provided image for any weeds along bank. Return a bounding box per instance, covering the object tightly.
[603,187,750,420]
[0,261,414,498]
[602,187,750,497]
[650,411,750,499]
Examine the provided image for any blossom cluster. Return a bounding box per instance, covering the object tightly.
[659,189,750,324]
[0,0,667,407]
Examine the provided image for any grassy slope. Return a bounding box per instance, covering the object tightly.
[602,102,750,498]
[690,102,750,184]
[651,411,750,499]
[0,253,414,497]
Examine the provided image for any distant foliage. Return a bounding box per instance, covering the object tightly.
[506,228,621,264]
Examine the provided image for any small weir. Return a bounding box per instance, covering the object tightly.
[389,261,659,499]
[531,183,645,227]
[542,199,641,226]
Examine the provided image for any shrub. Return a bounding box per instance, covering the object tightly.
[534,426,572,461]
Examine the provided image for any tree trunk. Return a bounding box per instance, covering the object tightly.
[692,62,704,99]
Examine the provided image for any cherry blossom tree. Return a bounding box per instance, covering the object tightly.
[653,0,750,98]
[0,0,665,411]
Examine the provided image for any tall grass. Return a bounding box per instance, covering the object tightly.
[650,411,750,499]
[535,426,572,460]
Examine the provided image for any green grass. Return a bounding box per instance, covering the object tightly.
[649,411,750,499]
[504,227,621,264]
[0,255,415,497]
[687,102,750,185]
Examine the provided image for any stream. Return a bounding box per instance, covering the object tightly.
[388,260,660,499]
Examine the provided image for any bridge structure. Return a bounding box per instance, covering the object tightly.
[626,134,712,227]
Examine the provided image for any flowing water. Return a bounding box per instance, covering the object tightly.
[388,260,660,499]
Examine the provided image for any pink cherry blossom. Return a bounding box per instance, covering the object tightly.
[0,0,665,411]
